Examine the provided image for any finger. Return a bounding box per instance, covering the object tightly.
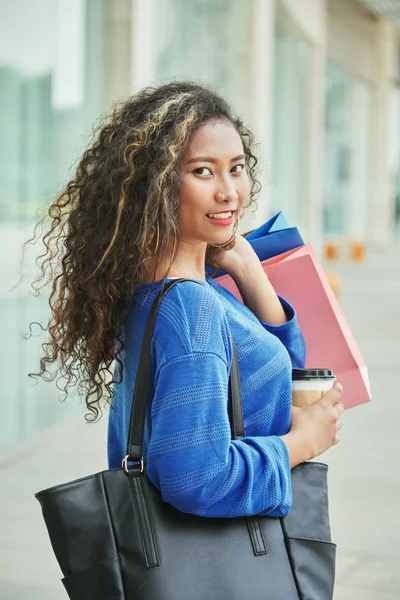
[336,420,343,431]
[332,381,343,395]
[334,402,345,417]
[321,382,343,406]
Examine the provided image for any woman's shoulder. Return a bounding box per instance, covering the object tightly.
[151,278,231,362]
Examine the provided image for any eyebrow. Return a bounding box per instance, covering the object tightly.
[185,154,245,165]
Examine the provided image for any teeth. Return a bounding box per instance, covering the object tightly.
[208,212,232,219]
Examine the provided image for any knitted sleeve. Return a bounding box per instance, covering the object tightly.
[258,295,306,369]
[145,282,292,518]
[208,280,306,369]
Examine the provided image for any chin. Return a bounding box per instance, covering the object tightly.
[208,236,233,247]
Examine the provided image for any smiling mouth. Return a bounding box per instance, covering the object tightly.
[206,210,236,220]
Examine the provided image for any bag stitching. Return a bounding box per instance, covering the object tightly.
[128,476,148,566]
[286,536,337,547]
[246,517,267,556]
[100,472,128,598]
[62,554,119,581]
[140,477,161,566]
[137,477,160,567]
[255,517,267,553]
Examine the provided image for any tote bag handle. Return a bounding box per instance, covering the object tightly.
[124,278,245,467]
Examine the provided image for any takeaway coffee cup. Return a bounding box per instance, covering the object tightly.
[292,369,336,407]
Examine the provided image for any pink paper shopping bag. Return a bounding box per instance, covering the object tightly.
[216,244,371,410]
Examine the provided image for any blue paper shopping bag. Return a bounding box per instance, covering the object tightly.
[244,212,304,262]
[245,211,292,240]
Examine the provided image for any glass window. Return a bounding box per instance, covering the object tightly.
[323,62,352,237]
[0,0,106,451]
[324,61,372,239]
[271,18,311,235]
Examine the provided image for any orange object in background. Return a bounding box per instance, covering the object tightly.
[216,244,371,410]
[349,241,366,262]
[325,243,340,261]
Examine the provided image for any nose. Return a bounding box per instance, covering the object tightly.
[215,186,238,204]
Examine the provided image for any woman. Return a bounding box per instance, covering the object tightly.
[30,81,343,518]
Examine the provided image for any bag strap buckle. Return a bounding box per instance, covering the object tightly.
[122,455,144,474]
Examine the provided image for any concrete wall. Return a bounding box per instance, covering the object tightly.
[105,0,132,106]
[277,0,327,251]
[130,0,157,93]
[245,0,276,230]
[327,0,377,83]
[280,0,325,45]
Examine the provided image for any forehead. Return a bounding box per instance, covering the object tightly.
[184,119,244,158]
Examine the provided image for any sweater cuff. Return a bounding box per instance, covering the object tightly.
[259,435,293,518]
[261,295,294,327]
[259,296,298,333]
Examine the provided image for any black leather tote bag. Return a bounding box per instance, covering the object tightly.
[36,278,336,600]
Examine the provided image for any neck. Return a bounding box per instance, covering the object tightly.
[145,238,208,282]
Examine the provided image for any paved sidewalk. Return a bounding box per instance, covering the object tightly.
[322,244,400,600]
[0,244,399,599]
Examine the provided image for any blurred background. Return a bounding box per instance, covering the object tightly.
[0,1,399,599]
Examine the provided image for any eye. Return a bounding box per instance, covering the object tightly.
[231,164,245,174]
[193,167,212,176]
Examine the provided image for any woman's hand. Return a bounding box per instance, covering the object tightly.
[281,383,344,468]
[211,234,259,278]
[212,233,288,325]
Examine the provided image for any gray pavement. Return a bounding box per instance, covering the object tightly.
[0,244,399,599]
[322,244,400,600]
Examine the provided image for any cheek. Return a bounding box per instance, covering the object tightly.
[179,176,210,212]
[238,173,251,201]
[180,177,204,200]
[180,174,198,199]
[178,182,207,221]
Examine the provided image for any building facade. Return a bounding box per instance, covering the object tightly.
[129,0,400,246]
[1,0,399,451]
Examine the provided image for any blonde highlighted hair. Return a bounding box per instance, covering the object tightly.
[25,81,261,420]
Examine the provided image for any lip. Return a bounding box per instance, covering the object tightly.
[206,209,237,215]
[206,210,236,226]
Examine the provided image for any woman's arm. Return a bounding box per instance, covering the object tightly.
[147,351,293,519]
[212,235,288,325]
[232,259,288,326]
[216,238,306,368]
[145,280,295,518]
[230,260,306,369]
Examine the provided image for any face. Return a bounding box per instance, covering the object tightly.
[178,118,250,247]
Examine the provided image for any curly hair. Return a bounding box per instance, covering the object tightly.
[25,81,261,421]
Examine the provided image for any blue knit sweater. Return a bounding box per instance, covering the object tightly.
[107,276,306,518]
